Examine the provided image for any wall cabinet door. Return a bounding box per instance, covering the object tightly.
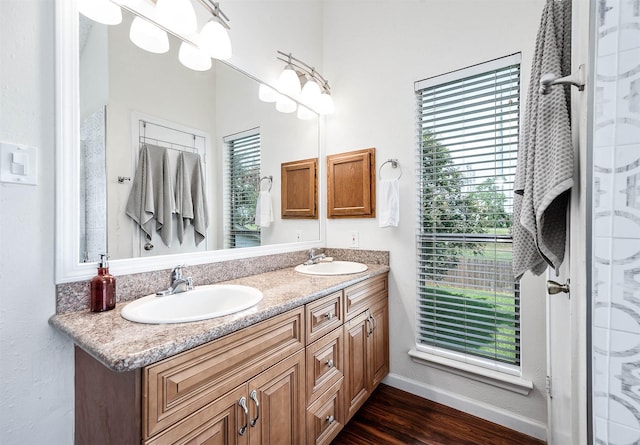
[281,158,318,219]
[327,148,376,218]
[248,349,306,445]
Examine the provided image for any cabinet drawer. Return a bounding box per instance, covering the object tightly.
[143,307,304,439]
[306,327,343,405]
[306,378,344,445]
[344,274,388,320]
[306,291,343,345]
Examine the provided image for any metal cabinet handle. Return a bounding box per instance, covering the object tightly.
[365,310,373,337]
[326,359,334,368]
[547,279,570,295]
[326,415,335,424]
[238,396,249,435]
[370,312,377,332]
[249,389,260,427]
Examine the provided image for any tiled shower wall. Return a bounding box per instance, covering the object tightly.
[592,0,640,443]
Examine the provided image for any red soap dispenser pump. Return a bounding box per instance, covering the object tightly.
[90,254,116,312]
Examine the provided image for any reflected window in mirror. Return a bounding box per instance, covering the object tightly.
[224,129,261,248]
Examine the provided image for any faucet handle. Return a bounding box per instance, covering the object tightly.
[172,265,186,280]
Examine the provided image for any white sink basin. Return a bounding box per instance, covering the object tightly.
[294,261,368,276]
[121,284,263,324]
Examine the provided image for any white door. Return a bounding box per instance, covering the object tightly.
[546,1,591,443]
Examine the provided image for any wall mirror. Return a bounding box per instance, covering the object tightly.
[56,0,323,283]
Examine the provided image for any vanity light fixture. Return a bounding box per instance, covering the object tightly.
[260,51,334,118]
[80,0,233,71]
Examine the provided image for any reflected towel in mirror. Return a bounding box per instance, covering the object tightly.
[255,190,274,227]
[125,144,175,246]
[175,151,208,245]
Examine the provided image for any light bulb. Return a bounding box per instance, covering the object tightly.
[78,0,122,25]
[278,65,301,97]
[276,94,297,113]
[297,105,317,120]
[178,41,212,71]
[258,84,278,103]
[199,19,232,60]
[156,0,198,36]
[129,16,170,54]
[318,91,335,115]
[299,78,321,110]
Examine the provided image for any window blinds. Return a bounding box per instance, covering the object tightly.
[224,129,261,248]
[415,54,521,366]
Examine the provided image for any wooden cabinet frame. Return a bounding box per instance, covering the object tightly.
[281,158,318,219]
[327,148,376,218]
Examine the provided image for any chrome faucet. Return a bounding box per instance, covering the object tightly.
[304,248,326,265]
[156,265,193,296]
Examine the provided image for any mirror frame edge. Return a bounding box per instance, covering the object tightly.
[54,0,325,284]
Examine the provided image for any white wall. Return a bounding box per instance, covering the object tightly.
[322,0,548,438]
[0,1,74,444]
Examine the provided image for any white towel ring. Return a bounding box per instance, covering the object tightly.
[379,159,402,180]
[259,175,273,192]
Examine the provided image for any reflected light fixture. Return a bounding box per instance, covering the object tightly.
[78,0,122,25]
[82,0,233,72]
[260,50,334,119]
[129,16,170,54]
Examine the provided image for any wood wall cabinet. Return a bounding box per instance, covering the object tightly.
[281,158,318,219]
[327,148,376,218]
[74,274,389,445]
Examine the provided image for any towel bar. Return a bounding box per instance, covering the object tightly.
[379,159,402,180]
[259,175,273,192]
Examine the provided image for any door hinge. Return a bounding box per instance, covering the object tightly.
[546,375,553,399]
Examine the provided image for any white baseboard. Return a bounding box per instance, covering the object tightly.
[382,373,547,441]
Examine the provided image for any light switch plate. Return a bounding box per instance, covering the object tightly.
[0,142,38,185]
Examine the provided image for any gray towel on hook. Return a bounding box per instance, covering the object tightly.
[125,144,175,247]
[512,0,573,279]
[175,151,208,245]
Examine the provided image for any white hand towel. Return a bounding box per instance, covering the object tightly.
[379,178,400,227]
[255,191,274,228]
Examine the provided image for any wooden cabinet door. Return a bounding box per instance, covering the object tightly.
[369,298,389,389]
[281,158,318,219]
[343,310,371,421]
[145,385,248,445]
[248,349,306,445]
[327,148,376,218]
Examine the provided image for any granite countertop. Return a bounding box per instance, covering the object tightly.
[49,264,389,372]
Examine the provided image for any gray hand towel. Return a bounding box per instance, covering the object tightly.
[513,0,573,279]
[125,144,175,247]
[175,151,208,245]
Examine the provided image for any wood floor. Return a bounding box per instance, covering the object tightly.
[332,384,546,445]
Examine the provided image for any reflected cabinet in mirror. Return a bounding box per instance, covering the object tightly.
[56,1,323,282]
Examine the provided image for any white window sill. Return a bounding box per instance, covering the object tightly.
[408,348,534,396]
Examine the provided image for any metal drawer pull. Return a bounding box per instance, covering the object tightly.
[238,396,249,435]
[327,359,334,368]
[249,389,260,427]
[326,415,335,424]
[325,312,333,320]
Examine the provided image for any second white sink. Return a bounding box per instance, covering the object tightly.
[295,261,368,276]
[121,284,263,324]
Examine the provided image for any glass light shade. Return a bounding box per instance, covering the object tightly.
[299,78,321,110]
[78,0,122,25]
[156,0,198,36]
[129,17,170,54]
[258,84,278,103]
[275,94,297,113]
[278,65,301,97]
[318,92,335,115]
[178,42,212,72]
[297,105,317,120]
[199,20,232,60]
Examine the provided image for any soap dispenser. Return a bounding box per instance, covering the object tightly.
[90,254,116,312]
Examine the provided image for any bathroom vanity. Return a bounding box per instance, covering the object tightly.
[51,263,389,445]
